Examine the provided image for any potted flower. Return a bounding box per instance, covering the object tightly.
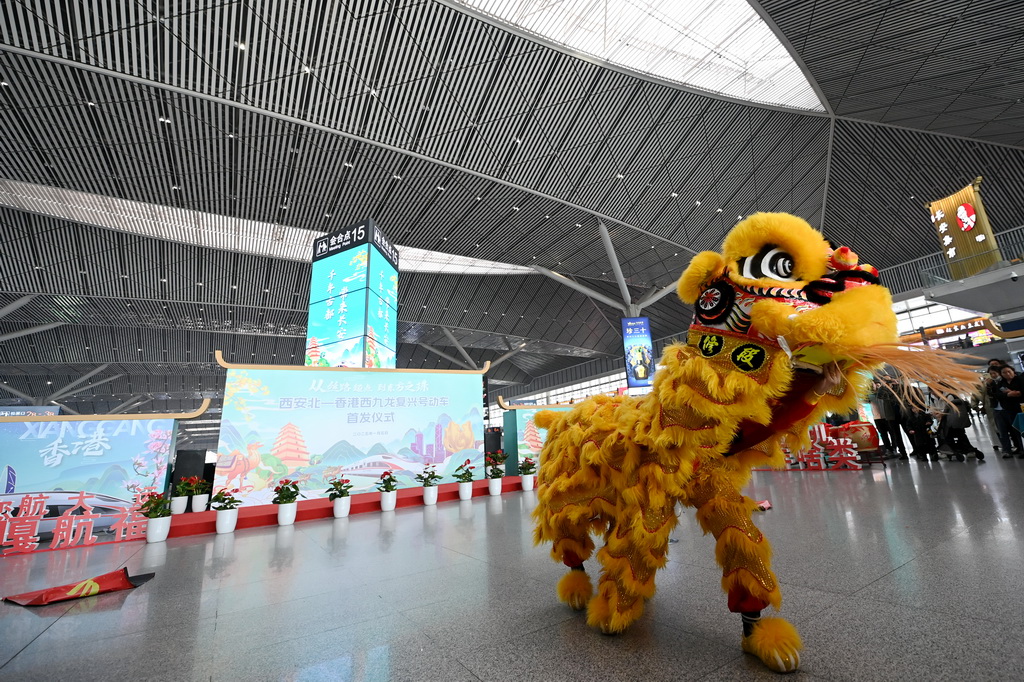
[414,466,442,506]
[325,478,354,518]
[520,457,537,491]
[190,477,212,512]
[486,455,505,496]
[272,479,303,526]
[377,471,399,511]
[139,493,172,543]
[210,488,242,534]
[171,477,192,515]
[453,459,476,500]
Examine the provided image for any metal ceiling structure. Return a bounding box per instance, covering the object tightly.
[2,0,1024,449]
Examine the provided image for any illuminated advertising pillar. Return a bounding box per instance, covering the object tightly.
[621,317,654,388]
[305,219,399,368]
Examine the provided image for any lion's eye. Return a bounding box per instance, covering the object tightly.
[737,246,796,281]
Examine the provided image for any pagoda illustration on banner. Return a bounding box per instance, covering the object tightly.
[273,423,311,473]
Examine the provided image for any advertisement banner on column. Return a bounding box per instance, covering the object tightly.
[621,317,655,388]
[214,368,484,505]
[925,177,1002,279]
[0,418,175,554]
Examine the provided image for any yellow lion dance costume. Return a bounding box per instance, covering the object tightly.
[533,212,975,673]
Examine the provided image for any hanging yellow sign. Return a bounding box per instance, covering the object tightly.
[925,177,1001,279]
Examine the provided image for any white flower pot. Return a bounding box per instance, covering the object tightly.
[422,486,438,506]
[277,501,298,526]
[146,516,171,543]
[458,481,473,500]
[170,496,188,515]
[191,493,209,512]
[521,474,535,491]
[333,496,351,518]
[380,490,397,512]
[488,478,503,496]
[215,508,238,534]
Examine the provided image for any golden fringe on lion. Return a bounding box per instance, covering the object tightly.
[532,212,976,673]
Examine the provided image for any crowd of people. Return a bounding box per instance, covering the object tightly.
[865,357,1024,462]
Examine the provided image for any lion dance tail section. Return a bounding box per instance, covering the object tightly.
[533,403,605,613]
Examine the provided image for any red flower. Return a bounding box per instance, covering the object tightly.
[463,459,471,466]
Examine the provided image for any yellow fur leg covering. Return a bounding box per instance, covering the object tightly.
[557,570,593,610]
[586,577,645,634]
[717,527,781,610]
[742,617,802,673]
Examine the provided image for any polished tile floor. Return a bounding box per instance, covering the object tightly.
[3,424,1024,681]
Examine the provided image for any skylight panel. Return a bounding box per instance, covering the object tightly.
[448,0,824,111]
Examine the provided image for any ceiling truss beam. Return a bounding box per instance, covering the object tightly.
[0,294,38,320]
[530,265,627,315]
[420,343,475,371]
[46,363,111,401]
[598,221,635,315]
[0,321,66,343]
[440,327,478,369]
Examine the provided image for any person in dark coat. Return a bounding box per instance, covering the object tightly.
[875,375,908,459]
[905,387,938,461]
[941,393,984,461]
[996,365,1024,457]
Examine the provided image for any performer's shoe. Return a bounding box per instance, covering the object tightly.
[742,617,802,673]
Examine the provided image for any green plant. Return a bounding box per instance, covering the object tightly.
[174,475,211,496]
[325,477,354,500]
[210,488,242,510]
[453,459,476,483]
[485,449,508,465]
[174,476,197,496]
[272,479,303,504]
[414,466,442,487]
[377,471,398,493]
[519,457,537,475]
[139,493,171,518]
[485,455,505,479]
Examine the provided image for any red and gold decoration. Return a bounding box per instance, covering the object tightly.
[925,177,1001,279]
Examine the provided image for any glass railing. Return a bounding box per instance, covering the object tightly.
[918,248,1006,287]
[880,225,1024,295]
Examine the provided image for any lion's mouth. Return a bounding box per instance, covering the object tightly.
[804,270,879,305]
